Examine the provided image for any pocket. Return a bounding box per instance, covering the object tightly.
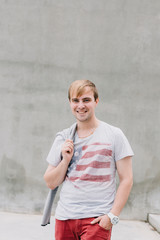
[94,224,112,239]
[97,223,109,232]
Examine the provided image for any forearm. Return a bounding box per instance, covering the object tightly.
[44,159,69,190]
[110,177,133,216]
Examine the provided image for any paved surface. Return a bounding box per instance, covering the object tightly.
[0,212,160,240]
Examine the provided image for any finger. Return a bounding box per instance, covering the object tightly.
[65,139,73,144]
[90,217,101,224]
[66,143,74,150]
[65,142,74,148]
[63,142,73,149]
[65,146,73,153]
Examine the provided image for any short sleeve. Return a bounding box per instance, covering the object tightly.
[46,134,65,166]
[114,128,134,162]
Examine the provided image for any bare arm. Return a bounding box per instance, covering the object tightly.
[110,156,133,216]
[44,139,74,189]
[91,156,133,229]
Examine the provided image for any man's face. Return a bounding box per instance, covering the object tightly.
[69,87,99,123]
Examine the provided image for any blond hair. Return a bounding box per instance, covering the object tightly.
[68,80,98,101]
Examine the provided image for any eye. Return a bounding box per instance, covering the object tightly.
[83,98,91,102]
[72,98,79,103]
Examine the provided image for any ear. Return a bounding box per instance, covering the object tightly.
[95,98,99,105]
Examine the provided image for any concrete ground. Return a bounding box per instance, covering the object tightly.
[0,212,160,240]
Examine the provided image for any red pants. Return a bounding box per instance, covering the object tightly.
[55,217,112,240]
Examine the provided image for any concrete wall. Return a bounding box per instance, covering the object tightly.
[0,0,160,220]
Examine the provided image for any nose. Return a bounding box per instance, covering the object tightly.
[77,100,85,108]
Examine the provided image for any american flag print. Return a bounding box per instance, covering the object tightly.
[66,142,112,183]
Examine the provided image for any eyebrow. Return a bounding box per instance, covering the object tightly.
[72,97,92,101]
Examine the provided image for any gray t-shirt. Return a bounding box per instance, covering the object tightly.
[46,121,134,220]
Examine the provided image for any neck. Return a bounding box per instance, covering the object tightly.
[77,117,99,131]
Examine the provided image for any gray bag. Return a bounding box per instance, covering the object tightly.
[41,123,77,226]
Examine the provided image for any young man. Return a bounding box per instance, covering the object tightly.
[44,80,134,240]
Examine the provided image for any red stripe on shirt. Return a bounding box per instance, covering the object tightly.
[76,161,110,171]
[81,149,112,159]
[69,174,111,182]
[82,143,111,151]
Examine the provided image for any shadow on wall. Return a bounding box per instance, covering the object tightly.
[0,155,26,193]
[0,155,49,214]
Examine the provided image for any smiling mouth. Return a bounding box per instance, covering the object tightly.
[77,111,87,113]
